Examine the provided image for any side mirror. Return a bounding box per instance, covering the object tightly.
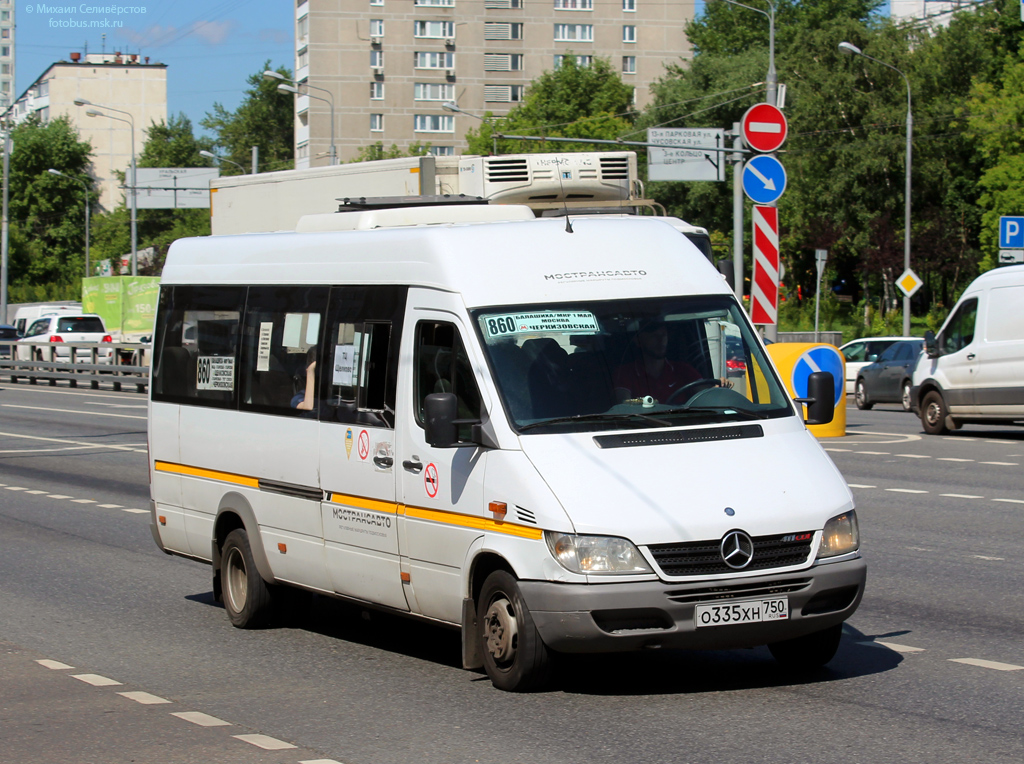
[424,392,458,448]
[795,371,835,426]
[716,259,735,289]
[924,330,939,359]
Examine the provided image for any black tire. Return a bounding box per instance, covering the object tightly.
[221,528,273,628]
[854,379,873,410]
[901,380,913,412]
[920,390,949,435]
[477,570,552,692]
[768,623,843,671]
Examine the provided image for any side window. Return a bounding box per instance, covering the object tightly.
[942,298,978,355]
[843,343,865,363]
[26,319,51,337]
[415,321,482,439]
[152,285,246,408]
[240,286,329,416]
[322,285,407,428]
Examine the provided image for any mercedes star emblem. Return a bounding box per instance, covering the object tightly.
[720,530,754,569]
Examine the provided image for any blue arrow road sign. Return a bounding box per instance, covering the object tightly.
[792,345,845,409]
[742,155,787,205]
[999,216,1024,248]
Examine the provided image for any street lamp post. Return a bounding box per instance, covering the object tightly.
[199,149,246,174]
[76,98,137,276]
[717,0,777,107]
[839,41,913,336]
[442,101,498,155]
[264,70,338,165]
[48,169,91,277]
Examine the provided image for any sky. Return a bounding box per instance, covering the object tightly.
[16,0,295,139]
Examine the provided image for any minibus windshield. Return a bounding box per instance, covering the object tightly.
[473,296,794,433]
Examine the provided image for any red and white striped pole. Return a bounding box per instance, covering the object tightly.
[750,205,779,326]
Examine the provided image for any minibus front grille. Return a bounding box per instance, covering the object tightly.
[665,578,812,604]
[647,532,814,577]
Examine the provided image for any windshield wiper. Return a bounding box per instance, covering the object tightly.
[655,406,769,420]
[518,412,673,431]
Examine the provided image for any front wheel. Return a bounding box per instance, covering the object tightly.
[920,390,949,435]
[768,623,843,671]
[854,380,873,410]
[221,528,273,628]
[901,380,913,412]
[477,570,552,692]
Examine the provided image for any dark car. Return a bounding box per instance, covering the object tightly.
[0,323,18,359]
[855,339,924,411]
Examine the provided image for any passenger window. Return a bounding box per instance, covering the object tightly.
[942,299,978,355]
[240,287,329,415]
[878,345,899,362]
[152,285,246,408]
[25,319,50,337]
[415,321,482,440]
[843,343,865,362]
[322,286,406,428]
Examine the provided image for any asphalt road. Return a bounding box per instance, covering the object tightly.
[1,382,1022,764]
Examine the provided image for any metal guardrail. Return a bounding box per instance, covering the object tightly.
[0,341,150,393]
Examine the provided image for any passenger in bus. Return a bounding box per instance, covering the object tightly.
[291,349,317,411]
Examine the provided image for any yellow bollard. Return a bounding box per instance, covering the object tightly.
[766,343,846,437]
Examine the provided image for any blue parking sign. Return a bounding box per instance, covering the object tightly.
[999,216,1024,248]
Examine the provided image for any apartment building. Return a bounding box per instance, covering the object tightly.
[5,53,167,211]
[293,0,694,167]
[0,0,12,113]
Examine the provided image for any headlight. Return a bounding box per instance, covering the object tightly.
[817,511,859,559]
[544,532,653,575]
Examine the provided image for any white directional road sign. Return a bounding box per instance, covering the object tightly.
[742,155,787,205]
[647,128,726,181]
[135,167,220,209]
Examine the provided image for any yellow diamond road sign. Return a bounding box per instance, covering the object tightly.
[897,268,923,298]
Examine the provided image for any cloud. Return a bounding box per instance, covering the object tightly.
[118,24,177,48]
[259,28,291,45]
[191,20,236,45]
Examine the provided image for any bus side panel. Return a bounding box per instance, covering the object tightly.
[150,401,189,555]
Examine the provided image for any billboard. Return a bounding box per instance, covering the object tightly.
[83,277,160,337]
[647,128,726,182]
[135,167,219,209]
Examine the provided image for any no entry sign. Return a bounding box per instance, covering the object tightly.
[741,103,788,153]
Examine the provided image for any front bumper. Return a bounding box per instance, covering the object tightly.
[519,557,866,653]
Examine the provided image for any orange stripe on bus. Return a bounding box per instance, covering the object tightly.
[403,505,543,540]
[153,461,259,488]
[328,492,399,514]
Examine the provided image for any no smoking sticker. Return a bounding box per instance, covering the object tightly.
[357,430,370,461]
[424,463,439,498]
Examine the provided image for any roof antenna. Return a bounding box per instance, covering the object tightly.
[555,159,573,233]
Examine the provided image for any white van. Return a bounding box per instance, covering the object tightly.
[148,209,864,691]
[12,302,82,336]
[911,264,1024,434]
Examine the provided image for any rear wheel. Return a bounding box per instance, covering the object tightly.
[854,379,873,410]
[477,570,552,692]
[901,380,913,412]
[768,623,843,671]
[221,528,273,628]
[920,390,949,435]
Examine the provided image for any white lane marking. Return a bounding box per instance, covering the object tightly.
[122,508,148,514]
[72,673,122,687]
[938,457,974,462]
[36,659,74,670]
[0,447,98,454]
[0,385,138,401]
[24,490,48,495]
[824,448,851,452]
[0,430,147,453]
[856,451,890,455]
[848,484,876,488]
[885,488,929,494]
[98,503,123,508]
[0,404,146,421]
[896,454,930,459]
[972,555,1005,561]
[71,499,96,504]
[46,494,72,499]
[300,760,345,764]
[172,711,231,727]
[833,431,922,444]
[981,461,1018,466]
[4,486,27,491]
[118,691,171,705]
[993,498,1024,505]
[941,494,983,499]
[949,658,1023,672]
[875,641,925,653]
[944,437,979,441]
[233,734,297,751]
[907,546,934,552]
[85,402,147,409]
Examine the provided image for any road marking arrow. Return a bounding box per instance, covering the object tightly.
[747,162,776,190]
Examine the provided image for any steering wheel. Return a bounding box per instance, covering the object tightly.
[666,378,721,405]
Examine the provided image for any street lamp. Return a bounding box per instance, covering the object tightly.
[716,0,777,106]
[76,98,137,276]
[840,41,913,336]
[442,101,499,155]
[264,70,338,165]
[199,149,246,174]
[48,169,91,277]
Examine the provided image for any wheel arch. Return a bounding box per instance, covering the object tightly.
[212,491,276,585]
[915,378,945,406]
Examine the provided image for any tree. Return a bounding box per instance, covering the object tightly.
[348,141,433,163]
[6,116,95,287]
[201,61,295,174]
[465,57,636,155]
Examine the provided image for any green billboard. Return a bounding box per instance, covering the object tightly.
[83,277,160,337]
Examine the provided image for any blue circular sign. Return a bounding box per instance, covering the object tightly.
[792,345,844,408]
[742,155,787,205]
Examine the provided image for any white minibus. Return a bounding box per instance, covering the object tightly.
[148,208,864,691]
